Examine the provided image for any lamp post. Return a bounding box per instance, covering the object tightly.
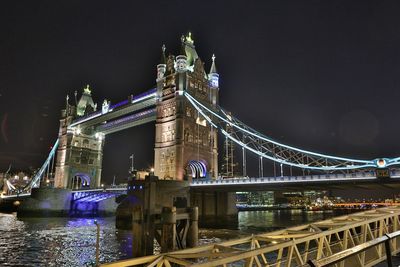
[94,220,100,266]
[129,154,134,173]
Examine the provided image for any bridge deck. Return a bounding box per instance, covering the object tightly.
[102,206,400,267]
[191,171,400,191]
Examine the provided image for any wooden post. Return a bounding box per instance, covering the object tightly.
[132,205,144,257]
[187,206,199,248]
[143,180,156,256]
[94,220,100,266]
[161,206,177,253]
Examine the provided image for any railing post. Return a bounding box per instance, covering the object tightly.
[94,219,100,266]
[132,205,144,257]
[307,259,318,267]
[384,234,393,267]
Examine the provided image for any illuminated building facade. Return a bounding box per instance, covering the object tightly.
[154,33,219,180]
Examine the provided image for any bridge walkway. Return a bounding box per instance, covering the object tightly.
[102,207,400,267]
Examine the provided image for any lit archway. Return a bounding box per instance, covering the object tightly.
[72,173,91,189]
[187,160,207,179]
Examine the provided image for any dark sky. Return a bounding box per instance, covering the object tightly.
[1,1,400,182]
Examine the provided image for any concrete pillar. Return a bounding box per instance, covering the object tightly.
[161,206,177,253]
[190,190,238,228]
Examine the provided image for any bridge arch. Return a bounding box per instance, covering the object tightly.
[71,173,91,189]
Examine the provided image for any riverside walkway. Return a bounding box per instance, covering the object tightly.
[102,206,400,267]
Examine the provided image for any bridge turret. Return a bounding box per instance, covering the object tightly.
[154,33,218,181]
[208,54,219,105]
[55,85,103,190]
[176,36,188,73]
[76,85,97,116]
[157,44,167,81]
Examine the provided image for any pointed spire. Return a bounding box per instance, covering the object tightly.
[84,84,91,94]
[186,32,194,44]
[209,54,218,74]
[65,94,70,114]
[160,44,166,64]
[180,35,186,56]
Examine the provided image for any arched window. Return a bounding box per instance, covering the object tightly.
[82,139,89,148]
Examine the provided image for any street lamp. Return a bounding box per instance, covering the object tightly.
[129,154,134,170]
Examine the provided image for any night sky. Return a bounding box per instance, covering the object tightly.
[1,1,400,184]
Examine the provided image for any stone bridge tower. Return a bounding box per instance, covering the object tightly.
[54,86,104,189]
[154,34,219,181]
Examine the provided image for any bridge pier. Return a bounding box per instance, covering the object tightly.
[17,188,118,217]
[190,190,238,228]
[18,188,73,217]
[116,175,199,257]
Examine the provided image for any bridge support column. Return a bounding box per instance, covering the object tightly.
[191,190,238,227]
[274,191,287,206]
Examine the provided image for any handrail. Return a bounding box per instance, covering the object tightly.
[102,207,400,267]
[307,230,400,267]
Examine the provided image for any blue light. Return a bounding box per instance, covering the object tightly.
[139,185,142,190]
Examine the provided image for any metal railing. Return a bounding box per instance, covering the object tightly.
[307,230,400,267]
[190,170,400,187]
[101,207,400,267]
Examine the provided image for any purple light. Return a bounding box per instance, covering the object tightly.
[70,88,155,125]
[131,88,156,101]
[110,99,129,109]
[98,108,156,130]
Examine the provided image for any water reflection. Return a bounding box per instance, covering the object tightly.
[238,209,335,233]
[0,210,348,266]
[0,214,131,266]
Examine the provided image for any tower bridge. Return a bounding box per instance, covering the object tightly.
[1,33,400,230]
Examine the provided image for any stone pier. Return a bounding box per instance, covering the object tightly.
[17,188,118,217]
[116,175,199,257]
[190,190,238,228]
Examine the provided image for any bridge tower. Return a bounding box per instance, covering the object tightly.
[54,86,104,189]
[154,34,219,181]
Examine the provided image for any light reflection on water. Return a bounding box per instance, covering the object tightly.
[0,210,346,266]
[0,214,132,267]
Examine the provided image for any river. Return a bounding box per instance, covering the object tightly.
[0,209,351,266]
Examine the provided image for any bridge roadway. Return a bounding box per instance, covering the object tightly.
[3,170,400,200]
[0,186,127,202]
[190,170,400,192]
[102,206,400,267]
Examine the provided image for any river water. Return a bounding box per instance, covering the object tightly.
[0,209,350,266]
